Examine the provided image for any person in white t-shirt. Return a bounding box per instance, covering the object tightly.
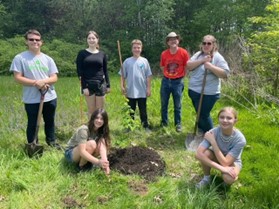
[119,39,152,130]
[10,29,61,149]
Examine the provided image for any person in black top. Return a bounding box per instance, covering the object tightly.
[76,31,110,119]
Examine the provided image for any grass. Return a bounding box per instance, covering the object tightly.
[0,74,278,209]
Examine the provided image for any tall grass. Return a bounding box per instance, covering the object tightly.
[0,75,278,209]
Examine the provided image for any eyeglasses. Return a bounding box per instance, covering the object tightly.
[28,38,41,42]
[202,42,212,46]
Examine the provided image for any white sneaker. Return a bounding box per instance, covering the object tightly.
[196,176,211,189]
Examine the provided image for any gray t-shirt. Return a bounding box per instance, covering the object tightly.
[10,51,58,103]
[188,51,230,95]
[119,56,152,98]
[199,126,246,168]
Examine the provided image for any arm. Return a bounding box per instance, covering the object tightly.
[13,72,57,89]
[98,139,110,175]
[196,145,237,179]
[146,76,152,97]
[186,55,211,71]
[204,62,228,78]
[204,131,235,166]
[103,54,110,92]
[120,75,126,95]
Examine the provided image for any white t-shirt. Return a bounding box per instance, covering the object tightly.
[119,56,152,98]
[10,51,58,103]
[188,51,230,95]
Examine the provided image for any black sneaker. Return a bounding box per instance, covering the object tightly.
[47,142,64,150]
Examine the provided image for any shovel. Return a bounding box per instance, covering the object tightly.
[25,87,48,158]
[185,69,208,152]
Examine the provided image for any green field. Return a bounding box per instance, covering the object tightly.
[0,75,278,209]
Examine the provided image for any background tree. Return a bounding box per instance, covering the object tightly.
[245,0,279,97]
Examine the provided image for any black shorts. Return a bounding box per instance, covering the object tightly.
[86,79,106,96]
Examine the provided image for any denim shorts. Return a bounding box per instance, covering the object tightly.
[65,148,74,162]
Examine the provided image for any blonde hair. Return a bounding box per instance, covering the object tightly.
[199,34,218,54]
[218,107,238,120]
[131,39,142,47]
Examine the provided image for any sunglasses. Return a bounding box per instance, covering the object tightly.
[28,38,41,42]
[202,42,212,46]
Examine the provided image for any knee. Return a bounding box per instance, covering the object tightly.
[86,140,97,154]
[222,173,237,185]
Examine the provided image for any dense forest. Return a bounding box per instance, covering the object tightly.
[1,0,279,102]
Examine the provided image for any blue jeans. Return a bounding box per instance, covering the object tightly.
[25,98,57,144]
[160,77,184,126]
[188,89,220,132]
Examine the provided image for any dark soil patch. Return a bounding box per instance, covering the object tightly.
[108,146,166,181]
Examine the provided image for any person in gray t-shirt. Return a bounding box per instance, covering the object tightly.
[9,29,61,149]
[187,35,230,134]
[119,39,152,130]
[195,107,246,188]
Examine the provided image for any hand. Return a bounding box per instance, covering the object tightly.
[204,62,214,70]
[221,166,237,179]
[203,55,212,63]
[83,88,89,96]
[121,87,126,95]
[104,166,110,175]
[146,89,151,97]
[41,84,50,91]
[34,80,47,90]
[98,159,109,170]
[204,131,216,145]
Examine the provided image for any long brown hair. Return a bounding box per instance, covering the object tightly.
[88,108,111,149]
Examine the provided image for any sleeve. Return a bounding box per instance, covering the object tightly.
[199,139,211,149]
[190,51,201,61]
[145,59,152,77]
[160,51,165,67]
[216,53,230,75]
[76,128,89,143]
[103,53,110,88]
[228,134,246,159]
[119,59,127,78]
[76,50,86,89]
[48,57,59,75]
[10,55,22,73]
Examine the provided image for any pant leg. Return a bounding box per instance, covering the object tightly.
[160,78,171,125]
[42,98,57,143]
[127,98,137,120]
[137,98,148,128]
[199,94,220,132]
[25,103,40,143]
[171,78,184,126]
[188,89,220,132]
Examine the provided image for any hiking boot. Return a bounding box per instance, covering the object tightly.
[176,124,182,132]
[47,142,64,150]
[196,176,211,189]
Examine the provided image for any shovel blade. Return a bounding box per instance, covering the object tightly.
[185,133,203,152]
[25,143,44,158]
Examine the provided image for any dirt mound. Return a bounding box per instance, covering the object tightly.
[108,146,165,181]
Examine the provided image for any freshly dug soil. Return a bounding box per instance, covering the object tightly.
[108,146,166,181]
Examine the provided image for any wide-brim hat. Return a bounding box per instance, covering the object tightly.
[166,32,178,38]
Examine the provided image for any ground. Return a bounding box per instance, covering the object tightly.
[108,146,166,182]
